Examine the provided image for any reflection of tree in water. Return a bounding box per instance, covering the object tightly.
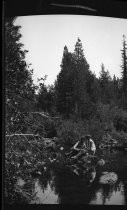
[49,170,57,192]
[48,167,99,204]
[124,181,127,205]
[114,180,121,192]
[119,167,127,205]
[96,150,127,204]
[31,155,127,205]
[84,166,96,184]
[36,169,51,192]
[101,184,115,205]
[114,166,127,205]
[123,170,127,205]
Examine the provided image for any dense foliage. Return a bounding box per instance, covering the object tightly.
[120,35,127,109]
[5,17,36,134]
[51,37,127,146]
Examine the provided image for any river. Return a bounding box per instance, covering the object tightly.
[15,148,127,205]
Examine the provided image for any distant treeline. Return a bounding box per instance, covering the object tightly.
[37,37,127,117]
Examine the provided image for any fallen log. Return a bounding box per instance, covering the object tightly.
[6,134,42,138]
[5,134,59,151]
[27,112,60,120]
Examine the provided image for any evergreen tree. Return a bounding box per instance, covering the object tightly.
[86,71,99,104]
[47,85,57,115]
[55,46,74,116]
[37,82,48,112]
[55,38,98,119]
[112,75,119,103]
[72,38,90,117]
[99,63,112,104]
[37,77,56,114]
[5,17,36,133]
[121,34,127,96]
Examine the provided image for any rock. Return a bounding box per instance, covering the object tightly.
[17,178,25,187]
[102,171,108,175]
[37,171,42,175]
[73,169,79,176]
[99,172,118,185]
[97,159,105,166]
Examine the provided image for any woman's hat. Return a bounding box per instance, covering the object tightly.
[85,134,91,139]
[80,135,86,141]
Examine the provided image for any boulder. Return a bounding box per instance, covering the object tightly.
[99,172,118,185]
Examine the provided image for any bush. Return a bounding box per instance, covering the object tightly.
[56,118,105,148]
[94,104,127,142]
[111,129,127,144]
[55,104,127,149]
[56,120,86,147]
[113,110,127,133]
[84,119,105,146]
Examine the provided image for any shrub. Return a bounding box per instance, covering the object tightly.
[84,119,105,146]
[56,104,127,148]
[111,129,127,144]
[56,118,106,148]
[113,110,127,133]
[56,120,86,147]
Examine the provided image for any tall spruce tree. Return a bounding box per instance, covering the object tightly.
[55,38,101,118]
[56,38,98,118]
[55,46,74,116]
[72,38,90,117]
[121,35,127,96]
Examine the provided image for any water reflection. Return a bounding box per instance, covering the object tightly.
[90,181,125,205]
[14,150,127,204]
[30,156,127,204]
[85,166,96,184]
[30,179,59,204]
[45,167,99,204]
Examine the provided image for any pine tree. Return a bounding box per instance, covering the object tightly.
[121,34,127,96]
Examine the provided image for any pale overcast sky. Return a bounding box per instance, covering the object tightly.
[15,15,127,85]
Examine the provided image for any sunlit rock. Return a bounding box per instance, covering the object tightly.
[99,172,118,185]
[17,178,25,187]
[97,159,105,166]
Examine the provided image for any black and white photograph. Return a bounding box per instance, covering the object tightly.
[3,0,127,207]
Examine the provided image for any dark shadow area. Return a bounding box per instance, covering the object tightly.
[4,0,127,19]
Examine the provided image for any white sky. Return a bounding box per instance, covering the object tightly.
[15,15,127,85]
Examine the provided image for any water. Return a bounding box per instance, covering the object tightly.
[14,149,127,204]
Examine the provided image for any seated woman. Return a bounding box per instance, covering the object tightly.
[66,136,87,159]
[72,135,96,160]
